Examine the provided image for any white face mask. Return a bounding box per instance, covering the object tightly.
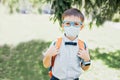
[64,26,80,37]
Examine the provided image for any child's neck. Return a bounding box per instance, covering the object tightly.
[65,35,77,41]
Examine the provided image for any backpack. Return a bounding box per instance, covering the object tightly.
[48,37,86,78]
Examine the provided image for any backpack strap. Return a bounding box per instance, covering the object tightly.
[78,39,87,65]
[49,37,62,78]
[55,37,62,49]
[78,39,86,50]
[51,37,62,66]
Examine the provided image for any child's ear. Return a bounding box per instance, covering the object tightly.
[80,24,84,30]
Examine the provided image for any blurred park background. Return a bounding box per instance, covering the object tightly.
[0,0,120,80]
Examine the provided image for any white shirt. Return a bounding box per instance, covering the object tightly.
[50,35,85,80]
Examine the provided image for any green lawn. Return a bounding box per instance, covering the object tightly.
[80,60,120,80]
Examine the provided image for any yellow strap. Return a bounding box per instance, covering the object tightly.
[55,37,62,49]
[51,37,62,66]
[78,39,84,50]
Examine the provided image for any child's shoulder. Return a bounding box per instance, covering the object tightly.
[50,37,63,47]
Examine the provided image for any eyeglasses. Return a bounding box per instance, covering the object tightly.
[63,21,82,27]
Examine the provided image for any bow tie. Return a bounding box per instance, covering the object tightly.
[65,42,77,46]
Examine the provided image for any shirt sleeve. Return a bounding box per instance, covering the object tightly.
[49,41,56,47]
[43,40,56,56]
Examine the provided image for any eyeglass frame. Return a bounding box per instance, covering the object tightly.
[62,21,83,27]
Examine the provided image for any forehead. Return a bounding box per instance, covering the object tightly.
[63,15,82,22]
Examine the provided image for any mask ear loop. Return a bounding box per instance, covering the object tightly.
[80,24,84,30]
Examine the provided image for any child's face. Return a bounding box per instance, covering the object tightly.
[62,16,83,37]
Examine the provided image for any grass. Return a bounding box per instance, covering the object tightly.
[0,14,120,80]
[0,40,120,80]
[80,60,120,80]
[0,40,51,80]
[80,48,120,80]
[90,48,120,69]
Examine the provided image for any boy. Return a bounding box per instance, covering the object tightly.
[43,8,91,80]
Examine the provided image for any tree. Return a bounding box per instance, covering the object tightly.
[1,0,120,27]
[47,0,120,28]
